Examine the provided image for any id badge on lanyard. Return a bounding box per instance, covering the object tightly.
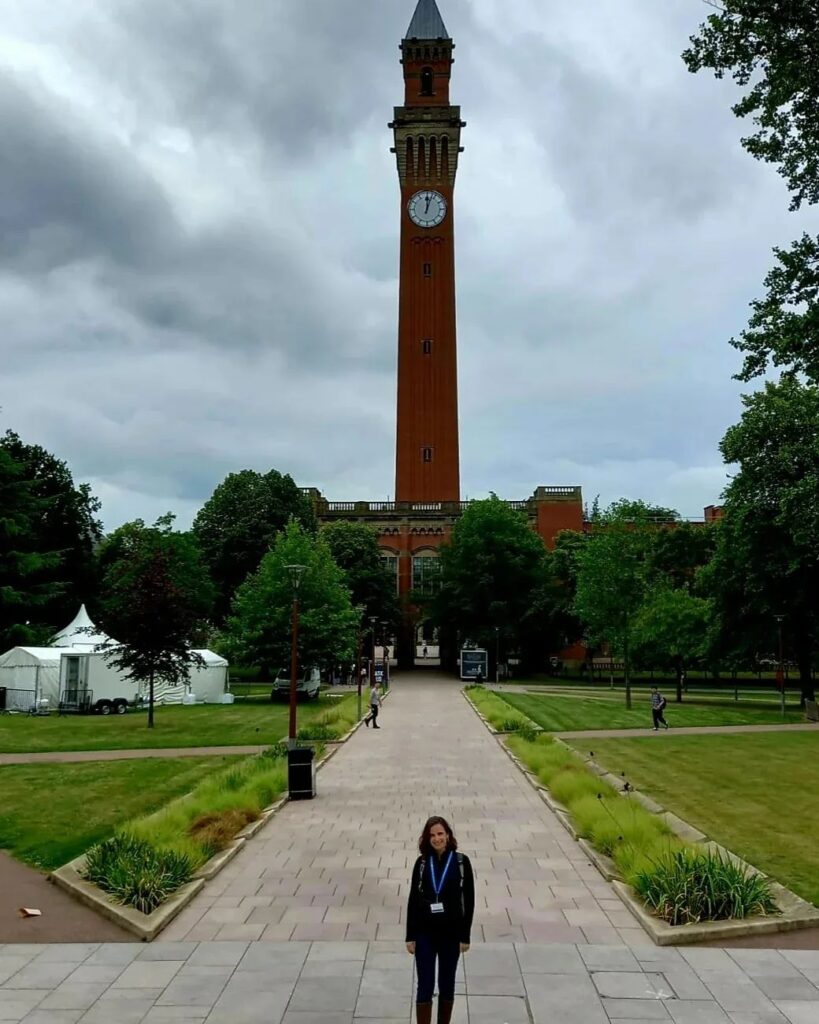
[428,852,453,915]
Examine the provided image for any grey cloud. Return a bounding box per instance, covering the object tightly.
[0,71,177,274]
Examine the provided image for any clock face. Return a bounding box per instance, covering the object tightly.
[408,190,447,228]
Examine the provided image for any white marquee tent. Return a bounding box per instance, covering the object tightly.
[0,606,229,711]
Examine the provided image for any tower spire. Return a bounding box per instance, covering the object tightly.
[405,0,449,40]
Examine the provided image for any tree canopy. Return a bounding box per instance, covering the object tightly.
[0,448,62,649]
[96,516,215,727]
[321,520,401,633]
[225,520,357,672]
[1,430,102,629]
[684,1,819,384]
[711,378,819,700]
[430,497,554,668]
[192,469,316,623]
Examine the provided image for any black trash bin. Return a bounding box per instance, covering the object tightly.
[0,687,6,711]
[288,747,316,800]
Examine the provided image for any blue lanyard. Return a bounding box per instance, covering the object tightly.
[429,851,453,899]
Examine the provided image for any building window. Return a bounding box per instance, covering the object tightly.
[422,339,433,354]
[420,67,434,96]
[412,555,441,596]
[423,263,432,278]
[422,447,434,463]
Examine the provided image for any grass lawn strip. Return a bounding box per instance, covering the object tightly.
[466,688,789,930]
[496,691,804,731]
[0,756,243,871]
[0,693,357,754]
[570,733,819,908]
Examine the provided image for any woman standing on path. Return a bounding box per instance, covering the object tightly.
[406,816,475,1024]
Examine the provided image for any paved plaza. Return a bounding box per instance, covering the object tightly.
[2,673,818,1022]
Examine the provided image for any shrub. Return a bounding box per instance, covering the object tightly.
[83,834,194,914]
[188,808,258,858]
[633,848,779,925]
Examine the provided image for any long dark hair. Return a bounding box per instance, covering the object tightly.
[418,815,458,857]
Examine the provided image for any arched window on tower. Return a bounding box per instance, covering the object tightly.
[441,137,450,178]
[429,137,438,177]
[406,138,415,179]
[420,67,434,97]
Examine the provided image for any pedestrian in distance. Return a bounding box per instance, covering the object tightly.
[364,680,381,728]
[406,816,475,1024]
[650,686,669,731]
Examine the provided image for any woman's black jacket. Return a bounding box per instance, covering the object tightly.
[405,851,475,944]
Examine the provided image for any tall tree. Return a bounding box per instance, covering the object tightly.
[573,502,660,708]
[0,431,102,628]
[96,516,215,727]
[321,521,401,633]
[225,520,357,673]
[0,448,62,649]
[713,378,819,703]
[631,588,713,702]
[192,470,316,623]
[647,521,717,593]
[684,2,819,382]
[430,497,555,672]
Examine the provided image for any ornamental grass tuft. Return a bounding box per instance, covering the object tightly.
[633,848,779,925]
[83,834,194,915]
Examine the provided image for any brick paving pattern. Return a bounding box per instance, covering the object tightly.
[163,672,639,946]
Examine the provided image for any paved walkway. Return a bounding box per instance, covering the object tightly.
[555,723,819,740]
[163,673,638,946]
[0,746,268,766]
[2,674,819,1022]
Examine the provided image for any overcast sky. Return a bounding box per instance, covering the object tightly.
[1,0,814,530]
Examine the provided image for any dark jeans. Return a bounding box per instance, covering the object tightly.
[652,708,667,728]
[366,705,379,727]
[415,932,460,1003]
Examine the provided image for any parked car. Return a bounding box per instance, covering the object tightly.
[271,666,321,702]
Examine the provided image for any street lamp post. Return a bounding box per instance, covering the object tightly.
[369,616,377,687]
[285,564,307,747]
[381,621,389,690]
[775,614,786,718]
[494,626,500,686]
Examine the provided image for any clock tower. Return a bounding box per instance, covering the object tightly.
[391,0,465,503]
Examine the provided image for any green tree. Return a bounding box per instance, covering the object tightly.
[632,587,713,702]
[573,502,660,708]
[430,497,554,673]
[648,521,717,593]
[1,430,102,628]
[192,470,316,623]
[321,521,401,633]
[0,448,63,649]
[712,378,819,703]
[225,520,357,673]
[545,530,586,655]
[96,516,215,727]
[684,2,819,382]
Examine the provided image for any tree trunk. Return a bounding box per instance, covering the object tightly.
[796,644,815,705]
[623,629,632,710]
[675,657,683,704]
[148,667,155,729]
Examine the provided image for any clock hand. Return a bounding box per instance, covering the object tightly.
[425,194,432,212]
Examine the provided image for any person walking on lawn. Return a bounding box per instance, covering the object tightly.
[364,680,381,728]
[650,686,669,730]
[406,816,475,1024]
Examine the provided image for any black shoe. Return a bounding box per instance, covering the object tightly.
[373,724,380,729]
[364,718,369,727]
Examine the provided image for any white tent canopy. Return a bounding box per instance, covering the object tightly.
[50,604,110,649]
[1,606,229,710]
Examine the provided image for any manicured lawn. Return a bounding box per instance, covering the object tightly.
[0,694,354,754]
[565,733,819,907]
[497,692,804,731]
[0,756,242,870]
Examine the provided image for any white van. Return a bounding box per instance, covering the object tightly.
[271,666,321,702]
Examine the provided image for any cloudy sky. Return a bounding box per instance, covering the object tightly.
[1,0,814,530]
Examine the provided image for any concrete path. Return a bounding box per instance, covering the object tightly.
[162,672,638,946]
[0,746,268,766]
[3,938,819,1022]
[555,723,819,740]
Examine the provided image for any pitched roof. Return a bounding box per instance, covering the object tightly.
[405,0,449,40]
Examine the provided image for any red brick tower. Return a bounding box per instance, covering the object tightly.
[391,0,465,503]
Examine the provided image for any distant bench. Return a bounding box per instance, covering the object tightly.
[806,700,819,722]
